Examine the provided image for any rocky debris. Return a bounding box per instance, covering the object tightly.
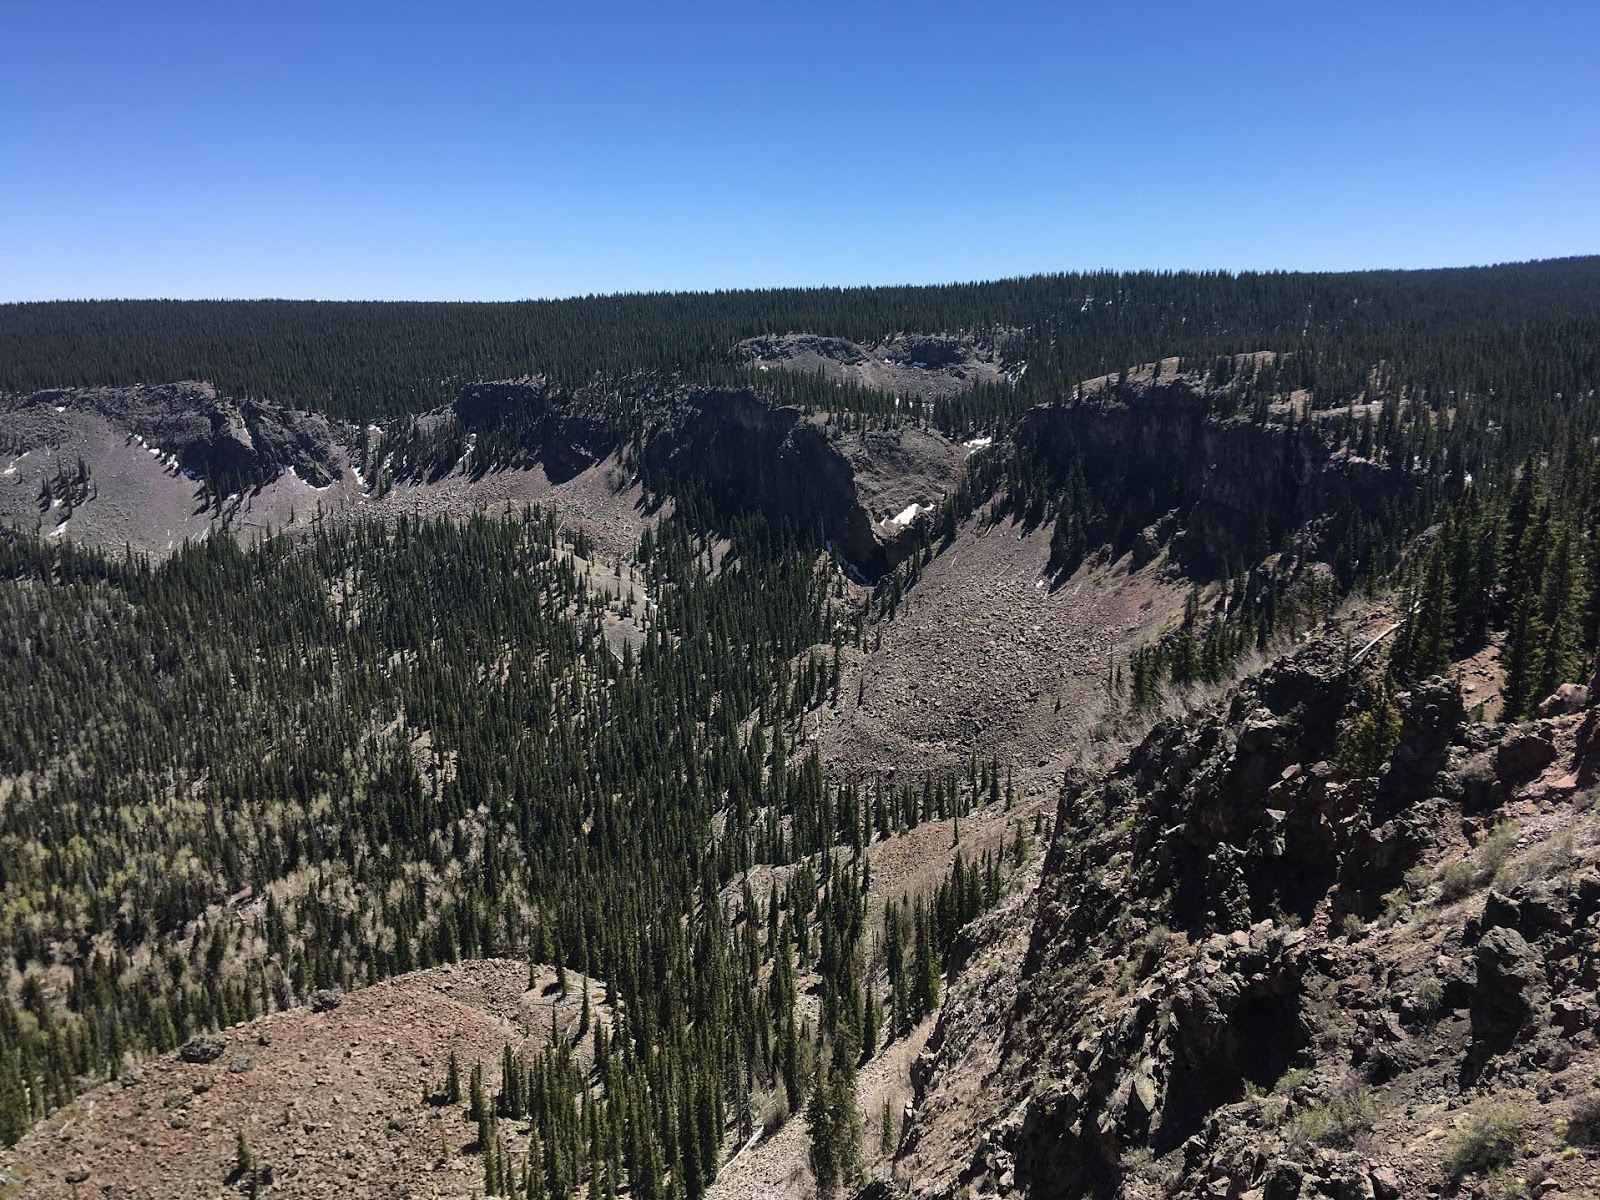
[814,510,1191,782]
[0,960,615,1200]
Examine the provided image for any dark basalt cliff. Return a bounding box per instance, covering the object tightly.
[12,382,344,491]
[1015,377,1406,574]
[453,381,920,578]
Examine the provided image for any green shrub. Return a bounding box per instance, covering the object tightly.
[1411,977,1446,1018]
[1476,823,1521,879]
[1437,823,1520,903]
[1334,691,1401,781]
[1289,1086,1380,1148]
[1448,1103,1527,1177]
[1495,829,1575,889]
[1273,1067,1312,1097]
[1438,859,1477,902]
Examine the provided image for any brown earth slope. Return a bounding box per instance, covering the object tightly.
[0,961,611,1200]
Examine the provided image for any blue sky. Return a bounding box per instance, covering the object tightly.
[3,0,1596,300]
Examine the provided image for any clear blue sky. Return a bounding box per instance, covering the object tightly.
[3,0,1596,301]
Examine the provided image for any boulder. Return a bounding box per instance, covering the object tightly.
[1536,683,1590,717]
[1496,727,1557,779]
[177,1036,226,1064]
[1470,927,1545,1053]
[310,988,343,1012]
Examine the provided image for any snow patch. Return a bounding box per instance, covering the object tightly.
[824,540,870,586]
[888,502,927,527]
[48,520,68,537]
[53,405,66,413]
[284,463,330,491]
[963,435,993,451]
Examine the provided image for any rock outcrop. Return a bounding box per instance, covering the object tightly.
[899,628,1600,1200]
[7,382,343,491]
[738,331,1010,398]
[450,380,942,578]
[1014,375,1408,574]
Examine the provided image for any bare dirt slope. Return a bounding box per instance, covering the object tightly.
[0,961,610,1200]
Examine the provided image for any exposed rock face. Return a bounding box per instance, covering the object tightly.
[9,383,343,490]
[902,630,1600,1200]
[451,381,935,578]
[1014,377,1407,574]
[1003,644,1436,1190]
[453,381,620,482]
[1470,926,1545,1054]
[738,331,1011,398]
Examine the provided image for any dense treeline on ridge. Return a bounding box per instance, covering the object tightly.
[4,259,1598,427]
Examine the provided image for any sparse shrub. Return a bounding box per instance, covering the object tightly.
[1437,823,1520,903]
[1496,829,1575,889]
[1411,977,1446,1018]
[1289,1085,1380,1148]
[1482,1169,1528,1200]
[1438,859,1477,902]
[1134,925,1170,979]
[1477,823,1521,879]
[1274,1067,1312,1097]
[1341,913,1367,940]
[1448,1102,1527,1178]
[1565,1094,1600,1147]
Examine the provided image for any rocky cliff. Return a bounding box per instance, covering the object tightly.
[899,630,1600,1199]
[5,382,345,492]
[450,381,944,578]
[1015,375,1404,575]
